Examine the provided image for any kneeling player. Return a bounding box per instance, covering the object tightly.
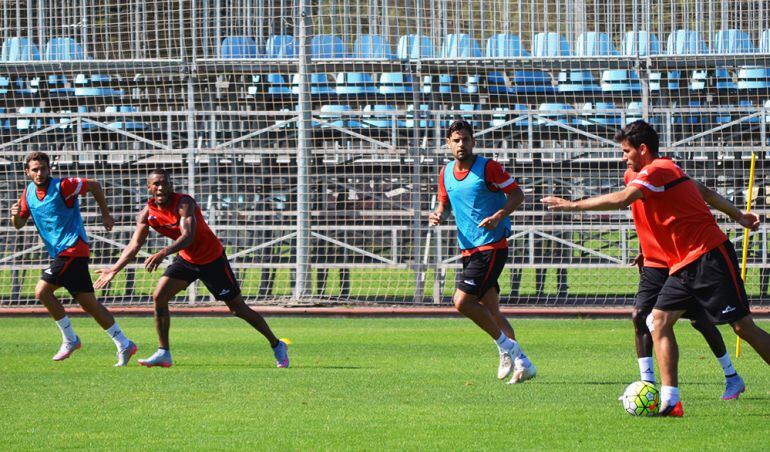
[94,169,288,368]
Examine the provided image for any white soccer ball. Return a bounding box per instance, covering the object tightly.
[620,381,660,416]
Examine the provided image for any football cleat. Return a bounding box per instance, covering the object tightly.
[52,337,81,361]
[497,351,514,380]
[722,375,746,401]
[273,340,290,368]
[657,400,684,417]
[138,349,173,368]
[508,360,537,384]
[114,341,138,367]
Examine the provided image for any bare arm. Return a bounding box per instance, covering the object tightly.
[694,180,760,230]
[541,185,644,212]
[428,200,452,226]
[10,201,28,229]
[143,198,197,272]
[478,185,524,230]
[94,207,151,288]
[85,179,114,231]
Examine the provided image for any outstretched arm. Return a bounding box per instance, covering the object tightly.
[694,180,760,231]
[143,198,197,272]
[541,185,644,212]
[94,207,150,289]
[85,179,114,231]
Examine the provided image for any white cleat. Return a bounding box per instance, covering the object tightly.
[52,337,81,361]
[138,349,173,368]
[498,351,514,380]
[115,341,138,367]
[508,361,537,384]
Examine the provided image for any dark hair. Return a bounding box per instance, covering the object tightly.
[446,120,474,139]
[24,151,50,169]
[614,120,659,154]
[148,168,171,180]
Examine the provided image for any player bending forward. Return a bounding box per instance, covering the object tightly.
[11,152,137,366]
[429,120,536,384]
[543,120,770,416]
[94,169,289,368]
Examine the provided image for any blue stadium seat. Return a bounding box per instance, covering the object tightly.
[737,30,770,90]
[266,74,292,94]
[362,104,405,128]
[265,35,296,58]
[713,30,755,90]
[455,104,481,127]
[490,104,530,128]
[396,34,436,59]
[311,35,347,58]
[353,34,393,59]
[1,38,41,95]
[378,72,414,95]
[561,32,616,92]
[218,36,259,59]
[440,29,482,92]
[1,37,41,61]
[105,106,146,130]
[486,34,553,94]
[44,38,88,95]
[292,73,335,95]
[45,37,85,60]
[626,102,661,125]
[335,72,376,94]
[577,102,622,127]
[665,30,710,90]
[536,103,574,126]
[16,106,43,130]
[405,104,437,128]
[316,104,360,128]
[621,31,661,56]
[532,32,571,56]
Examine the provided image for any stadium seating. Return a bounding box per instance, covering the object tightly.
[335,72,376,94]
[713,29,755,90]
[490,104,531,128]
[561,32,615,92]
[352,34,394,59]
[105,105,147,130]
[486,34,554,94]
[265,35,296,58]
[438,34,481,94]
[316,104,360,128]
[218,36,259,58]
[536,103,574,126]
[377,72,414,95]
[311,34,347,58]
[397,34,436,59]
[362,104,405,128]
[292,73,335,95]
[1,38,41,96]
[665,29,709,90]
[577,102,622,127]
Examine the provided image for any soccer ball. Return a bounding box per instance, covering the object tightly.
[620,381,660,416]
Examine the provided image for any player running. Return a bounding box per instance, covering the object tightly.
[10,152,137,366]
[94,169,289,369]
[429,120,536,384]
[543,120,770,416]
[627,165,751,400]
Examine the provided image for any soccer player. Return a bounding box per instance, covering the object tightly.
[629,176,751,400]
[542,120,770,416]
[428,120,536,384]
[10,152,137,366]
[94,169,289,369]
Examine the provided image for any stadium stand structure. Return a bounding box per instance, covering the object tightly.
[0,0,768,307]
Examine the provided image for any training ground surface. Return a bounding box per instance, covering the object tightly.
[1,317,769,450]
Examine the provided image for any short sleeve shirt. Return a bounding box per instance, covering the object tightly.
[625,168,667,268]
[628,158,727,273]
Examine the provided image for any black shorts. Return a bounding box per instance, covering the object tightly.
[457,248,508,297]
[635,266,704,321]
[656,241,751,325]
[41,256,94,296]
[163,254,241,301]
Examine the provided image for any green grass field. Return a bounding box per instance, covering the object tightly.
[1,317,769,450]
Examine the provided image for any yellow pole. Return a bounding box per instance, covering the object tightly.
[737,153,758,358]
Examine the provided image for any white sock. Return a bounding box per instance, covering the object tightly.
[105,323,130,350]
[716,353,737,377]
[55,316,77,343]
[515,350,532,368]
[638,357,656,383]
[494,333,520,357]
[661,385,680,408]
